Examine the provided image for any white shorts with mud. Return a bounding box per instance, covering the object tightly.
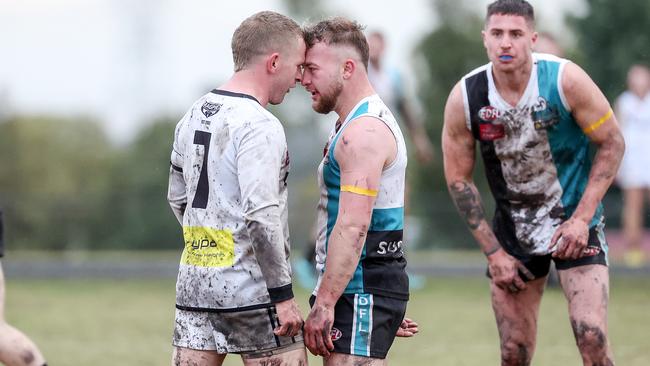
[173,304,303,356]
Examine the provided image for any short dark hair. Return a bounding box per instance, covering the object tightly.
[486,0,535,27]
[231,11,303,72]
[303,17,369,70]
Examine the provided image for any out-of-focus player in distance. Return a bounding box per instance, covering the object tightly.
[167,11,308,366]
[367,30,434,165]
[533,31,564,57]
[0,210,47,366]
[442,0,624,364]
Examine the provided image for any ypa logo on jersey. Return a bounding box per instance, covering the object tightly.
[201,101,222,118]
[330,327,343,341]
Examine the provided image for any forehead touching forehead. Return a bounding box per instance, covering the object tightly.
[485,0,535,30]
[303,17,369,69]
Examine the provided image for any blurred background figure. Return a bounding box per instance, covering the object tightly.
[367,30,434,290]
[533,31,564,57]
[615,64,650,267]
[367,30,434,165]
[0,211,47,366]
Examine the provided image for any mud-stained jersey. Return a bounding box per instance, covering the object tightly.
[461,53,604,257]
[167,89,292,311]
[314,95,409,300]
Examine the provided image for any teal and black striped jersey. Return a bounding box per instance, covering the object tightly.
[313,94,409,300]
[460,53,604,257]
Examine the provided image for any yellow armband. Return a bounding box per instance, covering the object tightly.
[340,185,378,197]
[582,109,613,134]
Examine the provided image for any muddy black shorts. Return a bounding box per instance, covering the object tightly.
[309,293,407,359]
[487,221,609,281]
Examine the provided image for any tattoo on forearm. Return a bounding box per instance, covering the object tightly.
[449,181,485,230]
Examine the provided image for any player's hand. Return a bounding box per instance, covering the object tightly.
[549,218,589,260]
[488,249,534,293]
[274,298,304,338]
[396,317,419,337]
[303,303,335,357]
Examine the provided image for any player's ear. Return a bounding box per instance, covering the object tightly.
[267,53,280,73]
[342,59,355,80]
[531,31,538,48]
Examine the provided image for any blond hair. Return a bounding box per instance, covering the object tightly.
[231,11,303,72]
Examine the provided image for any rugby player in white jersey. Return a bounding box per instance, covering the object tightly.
[301,17,418,366]
[442,0,624,364]
[167,11,307,366]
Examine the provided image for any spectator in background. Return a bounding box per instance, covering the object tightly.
[616,64,650,267]
[367,30,433,289]
[0,211,47,366]
[534,31,564,57]
[367,30,434,165]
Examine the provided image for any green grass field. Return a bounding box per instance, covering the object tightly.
[5,276,649,365]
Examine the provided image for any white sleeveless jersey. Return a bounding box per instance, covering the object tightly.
[314,94,409,300]
[167,89,292,311]
[460,53,603,256]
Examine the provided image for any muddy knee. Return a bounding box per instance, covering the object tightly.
[571,320,608,357]
[500,341,532,366]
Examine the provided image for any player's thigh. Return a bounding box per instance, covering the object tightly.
[558,264,609,330]
[241,345,307,366]
[490,276,546,343]
[325,353,386,366]
[172,346,225,366]
[173,306,302,355]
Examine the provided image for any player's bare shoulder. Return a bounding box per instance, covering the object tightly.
[443,82,470,137]
[336,116,395,165]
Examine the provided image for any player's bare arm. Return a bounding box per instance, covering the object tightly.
[237,123,303,338]
[304,116,393,357]
[443,83,533,292]
[550,63,625,260]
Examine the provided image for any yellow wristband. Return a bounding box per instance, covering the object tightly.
[340,185,378,197]
[582,109,613,134]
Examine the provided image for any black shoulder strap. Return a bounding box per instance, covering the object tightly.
[464,70,490,140]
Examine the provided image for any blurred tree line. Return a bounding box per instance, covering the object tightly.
[0,116,181,250]
[1,0,648,251]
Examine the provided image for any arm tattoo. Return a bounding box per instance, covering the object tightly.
[449,181,485,230]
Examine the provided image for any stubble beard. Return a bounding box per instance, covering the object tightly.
[314,80,343,114]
